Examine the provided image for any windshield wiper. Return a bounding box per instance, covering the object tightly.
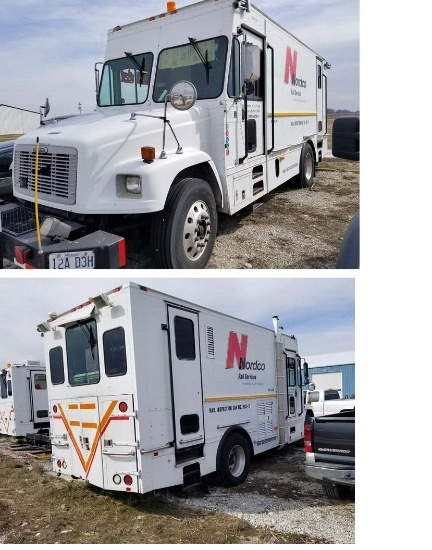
[124,52,147,86]
[77,320,97,359]
[188,38,212,85]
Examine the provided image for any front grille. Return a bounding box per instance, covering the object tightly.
[14,144,78,205]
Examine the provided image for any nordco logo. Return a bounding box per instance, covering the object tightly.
[284,47,307,88]
[225,332,265,371]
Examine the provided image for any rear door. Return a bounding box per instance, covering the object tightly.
[167,306,205,451]
[29,371,49,427]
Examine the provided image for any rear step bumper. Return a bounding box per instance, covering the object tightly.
[1,203,126,269]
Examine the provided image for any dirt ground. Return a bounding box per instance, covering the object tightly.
[0,435,354,544]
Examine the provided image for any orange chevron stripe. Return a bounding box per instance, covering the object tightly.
[0,408,14,432]
[56,400,128,478]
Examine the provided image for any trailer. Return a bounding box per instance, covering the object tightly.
[1,0,329,269]
[37,282,310,493]
[0,361,49,438]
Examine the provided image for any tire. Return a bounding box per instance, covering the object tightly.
[299,142,315,188]
[322,483,351,500]
[219,433,251,487]
[150,177,217,269]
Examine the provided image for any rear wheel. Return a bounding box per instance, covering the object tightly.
[299,142,315,188]
[322,483,351,500]
[219,433,251,487]
[150,177,217,269]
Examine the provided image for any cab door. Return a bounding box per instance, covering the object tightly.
[167,306,205,452]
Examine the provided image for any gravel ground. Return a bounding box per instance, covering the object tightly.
[1,156,359,270]
[0,435,354,544]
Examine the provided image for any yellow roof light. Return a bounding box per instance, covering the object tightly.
[167,2,176,10]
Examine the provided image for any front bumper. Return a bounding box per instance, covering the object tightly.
[0,203,126,269]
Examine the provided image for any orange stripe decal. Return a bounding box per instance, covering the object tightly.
[70,421,80,427]
[82,422,98,429]
[68,404,78,410]
[80,403,96,409]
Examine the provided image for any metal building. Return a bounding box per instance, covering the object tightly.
[306,351,355,398]
[0,104,39,135]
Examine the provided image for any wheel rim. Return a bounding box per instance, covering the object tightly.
[183,200,211,261]
[228,444,246,478]
[304,151,313,181]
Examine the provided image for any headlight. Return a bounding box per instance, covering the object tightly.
[125,175,142,194]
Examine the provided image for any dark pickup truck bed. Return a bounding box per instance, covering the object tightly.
[304,409,355,499]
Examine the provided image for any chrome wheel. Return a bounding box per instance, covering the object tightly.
[304,151,314,181]
[228,444,246,477]
[183,200,211,261]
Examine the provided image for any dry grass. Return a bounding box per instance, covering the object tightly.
[0,450,325,544]
[0,134,21,142]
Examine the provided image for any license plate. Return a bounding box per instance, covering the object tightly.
[49,251,95,269]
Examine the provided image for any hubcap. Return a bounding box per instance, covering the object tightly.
[183,200,211,261]
[228,444,246,477]
[304,152,313,181]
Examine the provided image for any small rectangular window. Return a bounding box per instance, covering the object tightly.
[318,65,322,89]
[289,395,295,415]
[49,347,65,385]
[228,38,241,97]
[0,375,7,399]
[180,414,200,435]
[36,410,48,418]
[174,316,196,360]
[34,374,47,390]
[103,327,127,377]
[247,119,257,153]
[287,357,296,386]
[7,380,12,397]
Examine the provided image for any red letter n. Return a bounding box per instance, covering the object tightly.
[226,332,248,369]
[284,47,297,84]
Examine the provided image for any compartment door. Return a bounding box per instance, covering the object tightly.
[167,306,205,451]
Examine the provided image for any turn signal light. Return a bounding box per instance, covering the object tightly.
[141,146,155,162]
[124,475,133,486]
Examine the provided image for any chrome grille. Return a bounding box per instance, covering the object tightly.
[13,144,78,205]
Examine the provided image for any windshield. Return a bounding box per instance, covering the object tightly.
[98,52,153,106]
[153,36,228,102]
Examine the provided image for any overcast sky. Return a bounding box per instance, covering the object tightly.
[0,276,354,366]
[0,0,359,116]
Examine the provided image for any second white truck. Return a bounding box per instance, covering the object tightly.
[38,281,309,494]
[304,386,355,419]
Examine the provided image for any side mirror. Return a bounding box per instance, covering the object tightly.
[303,361,309,385]
[308,382,316,391]
[168,81,197,111]
[244,43,261,82]
[332,116,359,161]
[39,98,50,125]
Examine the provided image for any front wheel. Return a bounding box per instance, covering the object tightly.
[218,433,251,487]
[150,177,217,269]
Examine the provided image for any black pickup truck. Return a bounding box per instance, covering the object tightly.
[304,409,355,499]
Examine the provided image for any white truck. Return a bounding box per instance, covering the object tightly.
[0,0,329,269]
[37,281,309,494]
[304,386,355,419]
[0,361,49,437]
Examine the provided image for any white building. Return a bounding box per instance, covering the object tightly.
[0,104,39,135]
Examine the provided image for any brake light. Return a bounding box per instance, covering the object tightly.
[53,405,58,413]
[119,402,128,413]
[57,459,62,468]
[14,246,32,264]
[123,475,133,486]
[304,422,313,452]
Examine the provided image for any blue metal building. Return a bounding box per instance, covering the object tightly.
[306,351,355,399]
